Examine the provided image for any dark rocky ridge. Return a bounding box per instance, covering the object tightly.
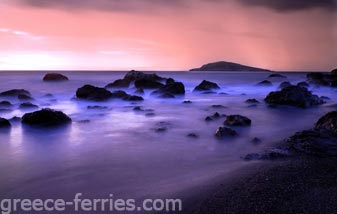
[190,61,271,72]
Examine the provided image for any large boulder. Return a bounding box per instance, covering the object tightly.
[76,85,113,101]
[43,73,69,81]
[315,111,337,136]
[306,72,330,86]
[193,80,220,91]
[215,127,237,138]
[152,81,185,98]
[124,70,165,82]
[22,108,71,126]
[0,118,11,128]
[134,79,164,89]
[264,86,325,108]
[105,79,131,88]
[224,115,251,126]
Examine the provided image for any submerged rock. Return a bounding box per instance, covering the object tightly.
[245,99,259,104]
[264,86,325,108]
[43,73,69,81]
[257,80,272,86]
[105,79,131,88]
[193,80,220,91]
[187,133,199,138]
[205,112,223,121]
[76,85,113,101]
[87,106,108,110]
[20,102,38,109]
[224,115,251,126]
[215,127,237,137]
[22,108,71,126]
[0,101,12,107]
[0,118,11,128]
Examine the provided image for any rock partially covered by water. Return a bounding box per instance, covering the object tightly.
[268,73,286,78]
[124,70,165,82]
[193,80,220,91]
[0,118,11,128]
[306,72,332,86]
[0,89,31,98]
[135,79,164,89]
[22,108,71,126]
[0,101,12,107]
[257,80,272,86]
[279,81,292,89]
[43,73,69,81]
[297,81,309,88]
[315,111,337,136]
[20,102,38,109]
[152,80,185,98]
[215,127,237,137]
[264,86,325,108]
[245,99,259,104]
[76,85,113,101]
[105,79,131,88]
[111,90,144,101]
[224,115,251,126]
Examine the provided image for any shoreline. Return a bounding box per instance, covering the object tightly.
[180,157,337,214]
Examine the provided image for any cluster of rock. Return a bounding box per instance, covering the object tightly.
[215,115,252,138]
[245,111,337,160]
[264,85,325,108]
[306,68,337,86]
[0,89,33,100]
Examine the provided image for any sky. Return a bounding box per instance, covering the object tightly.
[0,0,336,71]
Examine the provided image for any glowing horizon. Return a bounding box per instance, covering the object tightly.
[0,0,336,71]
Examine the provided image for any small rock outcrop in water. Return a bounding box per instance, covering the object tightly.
[152,80,185,98]
[264,86,325,108]
[245,99,259,104]
[0,101,13,107]
[20,102,38,109]
[190,61,270,72]
[268,73,286,78]
[0,118,11,128]
[224,115,252,126]
[205,112,223,121]
[111,90,143,101]
[105,79,131,88]
[43,73,69,81]
[193,80,220,91]
[297,81,309,88]
[0,89,31,99]
[306,69,337,86]
[257,80,272,86]
[22,108,71,126]
[76,85,113,101]
[215,127,237,137]
[279,81,292,89]
[124,70,165,82]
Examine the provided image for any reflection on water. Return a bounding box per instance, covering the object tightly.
[0,71,336,203]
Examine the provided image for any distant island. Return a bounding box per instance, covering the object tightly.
[190,61,271,72]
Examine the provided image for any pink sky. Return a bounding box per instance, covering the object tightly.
[0,0,336,71]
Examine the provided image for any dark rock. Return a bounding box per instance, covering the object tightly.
[134,88,144,95]
[251,137,262,144]
[320,96,330,101]
[124,95,144,101]
[0,118,11,128]
[78,120,90,123]
[211,105,226,109]
[153,82,185,95]
[268,73,286,78]
[105,79,131,88]
[224,115,251,126]
[297,81,309,88]
[245,99,259,104]
[133,106,143,111]
[205,112,222,121]
[202,91,217,94]
[306,72,330,86]
[264,86,325,108]
[215,127,237,137]
[18,94,33,101]
[110,90,143,101]
[183,100,192,104]
[87,106,108,110]
[20,102,38,109]
[134,79,164,89]
[0,101,12,107]
[76,85,113,101]
[124,70,165,82]
[193,80,220,91]
[279,81,292,89]
[43,73,69,81]
[166,78,175,85]
[22,108,71,126]
[315,111,337,136]
[257,80,272,86]
[158,93,175,99]
[187,133,199,138]
[155,127,167,132]
[243,149,293,161]
[145,113,155,117]
[0,89,31,98]
[44,93,54,98]
[331,68,337,76]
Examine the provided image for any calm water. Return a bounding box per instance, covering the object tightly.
[0,71,336,205]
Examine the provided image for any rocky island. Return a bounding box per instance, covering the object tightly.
[190,61,271,72]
